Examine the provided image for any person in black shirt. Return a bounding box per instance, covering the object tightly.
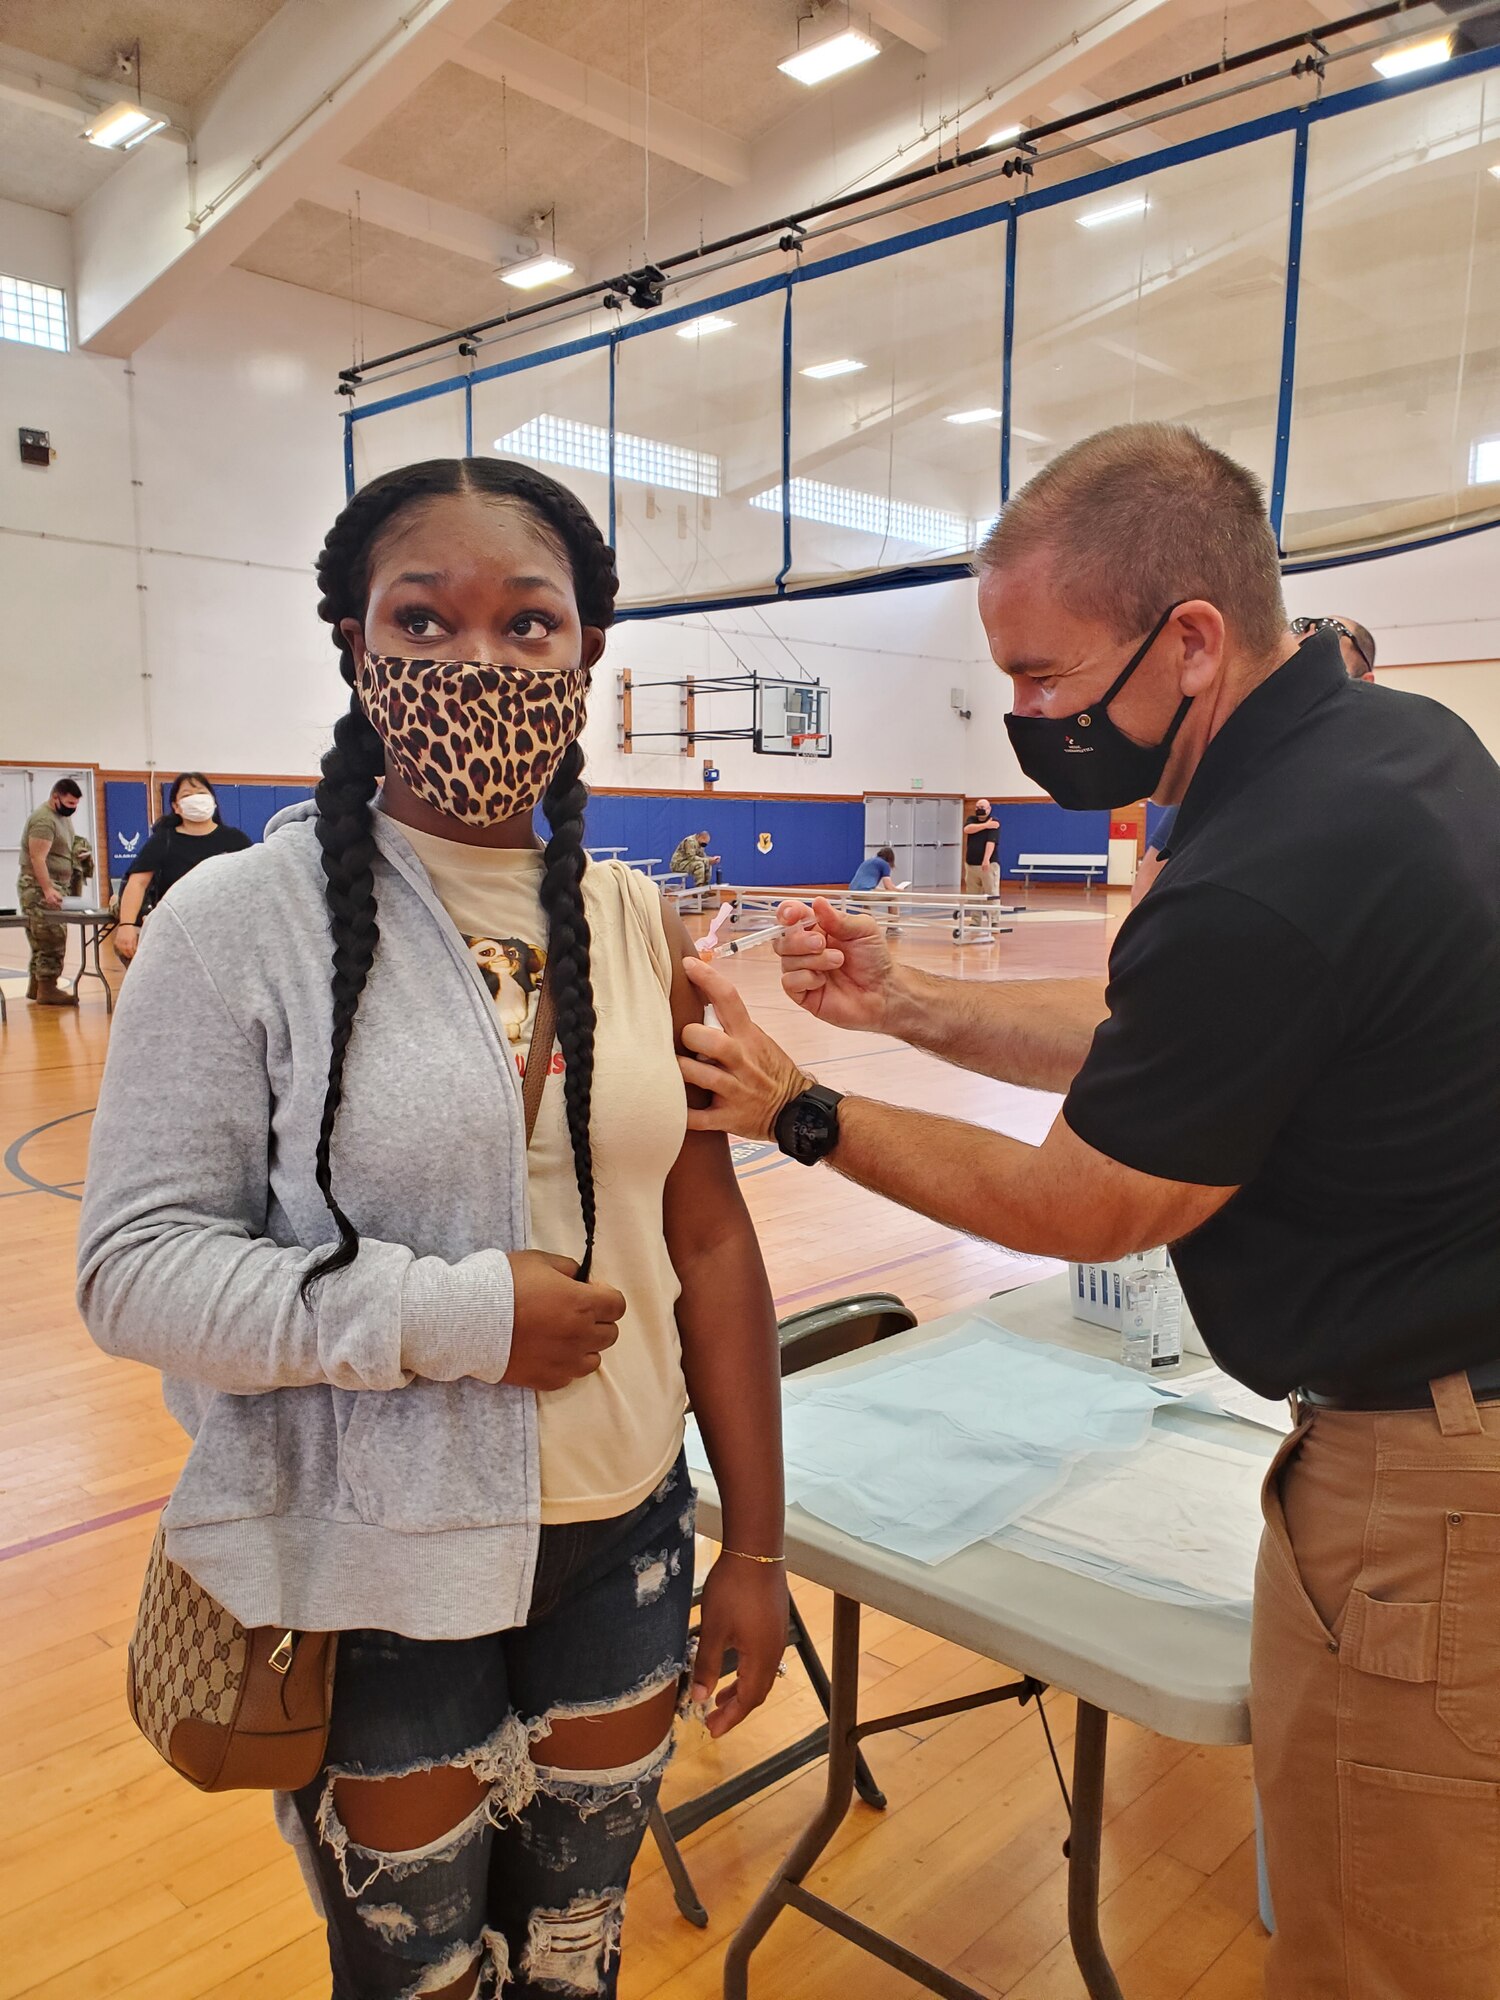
[677,423,1500,2000]
[1291,612,1376,681]
[962,798,1000,927]
[115,772,251,964]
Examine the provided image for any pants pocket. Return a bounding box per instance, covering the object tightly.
[1339,1758,1500,1950]
[1258,1422,1338,1643]
[1438,1510,1500,1756]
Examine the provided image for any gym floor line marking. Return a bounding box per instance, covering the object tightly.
[0,1178,84,1200]
[0,1494,168,1566]
[3,1107,95,1202]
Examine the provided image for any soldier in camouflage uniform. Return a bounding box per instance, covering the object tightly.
[18,779,84,1006]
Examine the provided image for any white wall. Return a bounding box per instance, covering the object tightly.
[602,581,1005,799]
[1285,539,1500,762]
[3,190,1499,798]
[1,195,442,778]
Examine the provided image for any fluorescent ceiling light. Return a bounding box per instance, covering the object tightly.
[499,254,575,291]
[1469,436,1500,485]
[1489,164,1500,181]
[945,406,1003,425]
[800,357,866,379]
[1076,194,1148,229]
[676,315,735,339]
[84,100,167,150]
[493,415,720,497]
[779,26,880,86]
[985,124,1022,149]
[1372,34,1452,79]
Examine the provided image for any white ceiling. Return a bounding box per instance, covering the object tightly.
[0,0,1466,360]
[1,0,284,107]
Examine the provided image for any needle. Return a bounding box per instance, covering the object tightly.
[716,923,784,956]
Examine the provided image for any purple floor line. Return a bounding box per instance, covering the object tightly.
[0,1493,167,1566]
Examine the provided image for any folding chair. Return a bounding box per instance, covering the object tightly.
[649,1292,918,1925]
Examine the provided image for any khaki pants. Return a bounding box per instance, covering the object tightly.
[1252,1374,1500,1998]
[963,861,998,925]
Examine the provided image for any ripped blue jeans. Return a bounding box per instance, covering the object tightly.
[291,1452,696,1998]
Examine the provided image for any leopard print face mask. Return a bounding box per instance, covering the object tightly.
[357,653,589,824]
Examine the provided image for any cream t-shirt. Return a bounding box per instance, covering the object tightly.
[401,826,689,1523]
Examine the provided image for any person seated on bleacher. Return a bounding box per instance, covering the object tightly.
[849,846,894,894]
[850,845,901,935]
[670,829,719,888]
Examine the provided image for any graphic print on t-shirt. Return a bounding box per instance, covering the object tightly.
[464,933,565,1079]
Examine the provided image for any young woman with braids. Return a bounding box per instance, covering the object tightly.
[79,458,788,1999]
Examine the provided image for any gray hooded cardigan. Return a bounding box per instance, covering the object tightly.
[77,802,549,1639]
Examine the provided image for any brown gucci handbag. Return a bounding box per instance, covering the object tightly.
[126,1522,336,1791]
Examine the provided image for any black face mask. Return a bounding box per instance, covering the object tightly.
[1004,604,1188,811]
[54,800,77,816]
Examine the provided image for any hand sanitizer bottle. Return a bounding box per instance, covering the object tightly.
[1121,1268,1184,1372]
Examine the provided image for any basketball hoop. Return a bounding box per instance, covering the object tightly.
[791,732,826,758]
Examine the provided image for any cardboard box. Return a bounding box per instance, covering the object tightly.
[1070,1251,1207,1355]
[1069,1251,1168,1329]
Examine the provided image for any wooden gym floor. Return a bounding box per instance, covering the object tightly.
[0,891,1265,2000]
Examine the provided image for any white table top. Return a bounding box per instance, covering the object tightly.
[0,907,112,926]
[689,1275,1274,1747]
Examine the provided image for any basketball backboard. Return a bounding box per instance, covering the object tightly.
[753,679,832,756]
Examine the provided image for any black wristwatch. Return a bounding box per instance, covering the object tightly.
[774,1084,845,1165]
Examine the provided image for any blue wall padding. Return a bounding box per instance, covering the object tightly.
[981,800,1112,876]
[117,782,1099,887]
[222,782,314,842]
[104,782,152,882]
[1145,802,1174,845]
[532,793,864,885]
[211,783,242,834]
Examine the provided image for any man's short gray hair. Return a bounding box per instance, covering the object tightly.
[978,423,1287,658]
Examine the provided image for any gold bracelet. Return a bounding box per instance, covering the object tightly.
[721,1548,785,1564]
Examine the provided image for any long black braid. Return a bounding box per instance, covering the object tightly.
[301,458,618,1299]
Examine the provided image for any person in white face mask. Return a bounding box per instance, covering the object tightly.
[114,771,252,964]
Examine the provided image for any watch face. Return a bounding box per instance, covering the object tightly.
[791,1103,826,1152]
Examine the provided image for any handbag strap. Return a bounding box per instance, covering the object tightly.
[521,974,558,1146]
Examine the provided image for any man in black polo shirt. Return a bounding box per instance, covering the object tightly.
[676,422,1500,1998]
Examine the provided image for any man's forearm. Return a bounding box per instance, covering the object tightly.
[823,1096,1098,1257]
[824,1096,1218,1262]
[884,966,1106,1093]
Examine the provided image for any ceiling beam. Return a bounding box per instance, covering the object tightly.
[452,22,750,187]
[0,39,188,134]
[867,0,950,54]
[311,166,506,267]
[309,164,591,279]
[71,0,516,357]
